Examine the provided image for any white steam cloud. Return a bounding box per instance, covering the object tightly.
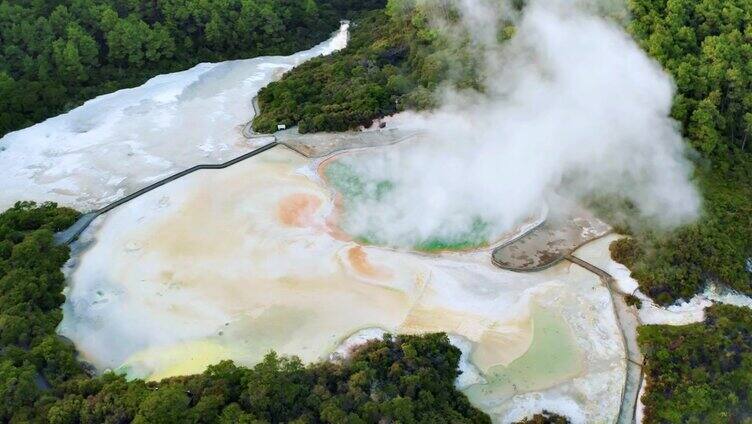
[336,0,700,247]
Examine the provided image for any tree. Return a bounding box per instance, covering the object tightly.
[133,386,190,424]
[688,94,724,155]
[205,12,225,50]
[52,38,86,81]
[46,395,84,424]
[107,18,149,67]
[144,23,175,62]
[66,23,99,67]
[29,335,83,385]
[0,361,39,422]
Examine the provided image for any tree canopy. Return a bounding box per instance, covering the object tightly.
[608,0,752,305]
[639,304,752,423]
[253,0,482,133]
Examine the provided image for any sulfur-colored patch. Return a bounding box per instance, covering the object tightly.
[471,317,536,372]
[121,340,235,381]
[399,306,534,369]
[277,193,322,227]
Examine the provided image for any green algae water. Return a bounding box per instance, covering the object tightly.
[325,161,492,252]
[464,305,583,408]
[325,161,394,202]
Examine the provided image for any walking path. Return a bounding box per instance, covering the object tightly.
[491,214,644,423]
[491,215,610,271]
[242,96,275,139]
[565,253,644,424]
[54,142,278,245]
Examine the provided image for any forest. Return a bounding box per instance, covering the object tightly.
[608,0,752,305]
[253,10,405,133]
[0,203,491,423]
[0,0,385,138]
[638,304,752,423]
[253,0,481,133]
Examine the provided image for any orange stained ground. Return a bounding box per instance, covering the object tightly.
[276,193,322,227]
[347,246,392,279]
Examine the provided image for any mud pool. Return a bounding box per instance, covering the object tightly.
[60,145,625,423]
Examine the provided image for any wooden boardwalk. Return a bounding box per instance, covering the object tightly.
[565,253,644,424]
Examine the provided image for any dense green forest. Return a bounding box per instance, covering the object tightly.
[609,0,752,304]
[0,203,489,423]
[253,10,406,133]
[0,0,385,138]
[639,304,752,423]
[253,1,481,133]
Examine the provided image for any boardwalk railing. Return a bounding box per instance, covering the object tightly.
[54,141,278,245]
[565,253,645,424]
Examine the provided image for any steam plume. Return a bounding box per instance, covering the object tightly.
[335,0,700,248]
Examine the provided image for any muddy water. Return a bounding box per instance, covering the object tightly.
[60,146,625,423]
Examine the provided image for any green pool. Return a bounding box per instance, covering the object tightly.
[464,305,583,408]
[324,161,493,252]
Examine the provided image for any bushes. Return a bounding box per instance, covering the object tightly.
[514,411,570,424]
[639,305,752,423]
[624,294,642,308]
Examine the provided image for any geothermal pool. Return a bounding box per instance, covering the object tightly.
[321,150,497,251]
[60,145,625,423]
